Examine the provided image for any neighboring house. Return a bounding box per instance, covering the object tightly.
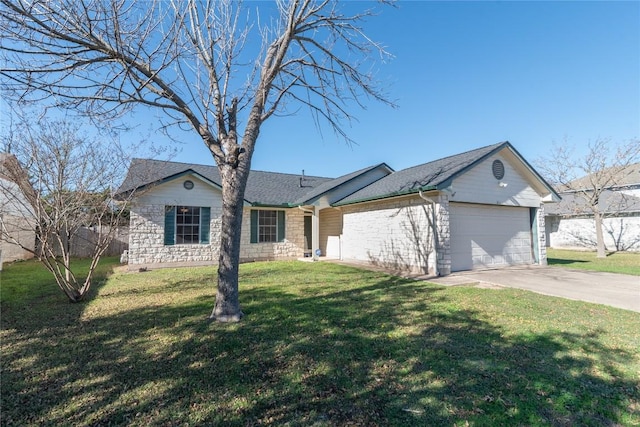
[545,163,640,252]
[116,141,559,274]
[0,153,36,268]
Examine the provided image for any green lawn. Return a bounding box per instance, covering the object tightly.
[1,259,639,426]
[547,248,640,275]
[0,257,118,305]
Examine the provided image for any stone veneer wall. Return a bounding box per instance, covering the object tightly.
[128,204,222,266]
[536,204,548,265]
[128,205,306,267]
[433,194,451,276]
[239,207,306,261]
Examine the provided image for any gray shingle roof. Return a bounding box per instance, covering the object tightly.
[117,141,553,208]
[545,163,640,215]
[117,158,393,206]
[335,142,509,205]
[563,162,640,191]
[293,163,392,205]
[116,158,335,205]
[545,190,640,216]
[246,170,332,206]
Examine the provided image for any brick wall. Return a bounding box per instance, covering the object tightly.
[341,195,445,275]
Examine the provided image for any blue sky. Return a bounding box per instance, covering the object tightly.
[164,0,639,178]
[5,1,639,179]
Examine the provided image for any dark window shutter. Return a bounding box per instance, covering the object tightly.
[200,207,211,244]
[250,210,258,243]
[277,210,285,242]
[164,206,176,245]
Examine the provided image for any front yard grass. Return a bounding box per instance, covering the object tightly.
[0,257,117,305]
[547,248,640,275]
[1,259,639,426]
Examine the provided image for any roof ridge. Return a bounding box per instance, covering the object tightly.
[132,158,333,179]
[132,157,215,167]
[390,141,507,174]
[250,169,332,179]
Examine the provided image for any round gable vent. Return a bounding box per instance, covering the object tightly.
[492,160,505,180]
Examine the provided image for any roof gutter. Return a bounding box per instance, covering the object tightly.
[249,202,295,208]
[332,185,438,207]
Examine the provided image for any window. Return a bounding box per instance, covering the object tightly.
[250,210,285,243]
[258,210,277,242]
[164,206,210,245]
[176,206,200,244]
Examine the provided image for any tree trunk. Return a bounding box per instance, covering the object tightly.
[594,210,607,258]
[209,163,249,322]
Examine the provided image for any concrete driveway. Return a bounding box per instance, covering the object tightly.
[427,266,640,312]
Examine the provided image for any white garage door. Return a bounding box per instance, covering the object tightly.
[450,203,533,272]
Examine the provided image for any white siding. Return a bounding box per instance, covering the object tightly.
[319,208,342,258]
[134,175,223,208]
[0,214,35,264]
[1,176,37,264]
[449,153,541,207]
[0,177,35,218]
[450,203,533,271]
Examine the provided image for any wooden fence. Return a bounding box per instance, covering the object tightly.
[38,226,129,258]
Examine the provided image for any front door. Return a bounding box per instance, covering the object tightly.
[304,215,313,253]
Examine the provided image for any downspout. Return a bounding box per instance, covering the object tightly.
[418,190,440,276]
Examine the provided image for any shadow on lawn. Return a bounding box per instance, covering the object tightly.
[1,269,638,426]
[547,258,588,266]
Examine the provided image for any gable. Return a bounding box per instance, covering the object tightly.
[334,142,558,207]
[133,174,223,208]
[300,163,393,207]
[333,144,503,206]
[447,151,546,207]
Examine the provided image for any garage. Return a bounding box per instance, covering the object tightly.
[449,202,533,271]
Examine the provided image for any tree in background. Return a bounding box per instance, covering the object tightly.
[0,114,133,302]
[0,0,393,321]
[537,138,640,258]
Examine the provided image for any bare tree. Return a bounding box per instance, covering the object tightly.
[0,0,393,321]
[0,113,133,302]
[604,217,640,252]
[537,138,640,258]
